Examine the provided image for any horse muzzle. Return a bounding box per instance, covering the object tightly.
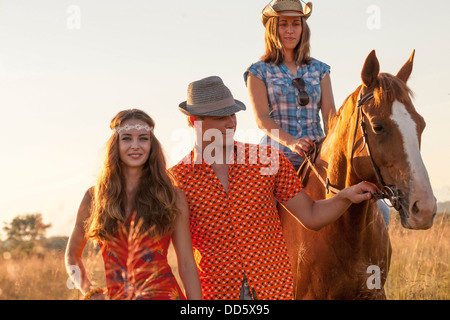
[398,193,437,230]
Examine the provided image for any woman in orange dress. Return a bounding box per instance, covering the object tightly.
[65,109,202,300]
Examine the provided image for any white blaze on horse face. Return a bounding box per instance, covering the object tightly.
[390,100,435,226]
[390,100,429,184]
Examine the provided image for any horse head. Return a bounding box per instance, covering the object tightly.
[351,50,437,229]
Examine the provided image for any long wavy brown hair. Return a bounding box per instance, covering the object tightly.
[86,109,180,242]
[262,16,311,65]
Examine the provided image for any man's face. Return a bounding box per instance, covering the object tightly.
[192,114,237,148]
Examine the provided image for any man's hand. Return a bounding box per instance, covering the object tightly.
[339,181,379,204]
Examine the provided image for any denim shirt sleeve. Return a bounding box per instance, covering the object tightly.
[317,59,331,80]
[244,61,267,87]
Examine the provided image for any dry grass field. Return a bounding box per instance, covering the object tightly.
[0,213,448,300]
[385,213,449,299]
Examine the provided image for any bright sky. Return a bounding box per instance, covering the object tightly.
[0,0,449,238]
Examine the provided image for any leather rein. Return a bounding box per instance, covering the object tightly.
[301,90,402,210]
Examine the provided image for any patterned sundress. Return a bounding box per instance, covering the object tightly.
[100,214,185,300]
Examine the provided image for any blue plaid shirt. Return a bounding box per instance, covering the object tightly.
[244,58,330,167]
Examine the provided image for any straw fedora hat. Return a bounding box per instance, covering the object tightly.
[261,0,313,27]
[179,76,246,117]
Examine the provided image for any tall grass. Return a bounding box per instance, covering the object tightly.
[0,243,105,300]
[385,212,449,300]
[0,250,78,299]
[0,213,448,299]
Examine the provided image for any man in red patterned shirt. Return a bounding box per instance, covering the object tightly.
[170,76,378,300]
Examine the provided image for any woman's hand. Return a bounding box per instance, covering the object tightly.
[88,292,106,300]
[287,137,314,156]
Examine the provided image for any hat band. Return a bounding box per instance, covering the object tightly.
[185,96,236,114]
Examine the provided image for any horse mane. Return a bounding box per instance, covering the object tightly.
[327,90,358,133]
[327,73,414,132]
[373,73,414,107]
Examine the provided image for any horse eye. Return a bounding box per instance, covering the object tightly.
[372,124,385,134]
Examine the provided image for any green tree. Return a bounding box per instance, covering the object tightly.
[3,213,51,253]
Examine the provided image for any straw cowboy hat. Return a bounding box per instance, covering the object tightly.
[261,0,313,27]
[179,76,246,117]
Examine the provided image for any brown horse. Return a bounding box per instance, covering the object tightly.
[279,50,437,299]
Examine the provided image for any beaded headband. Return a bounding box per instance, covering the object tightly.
[113,124,153,134]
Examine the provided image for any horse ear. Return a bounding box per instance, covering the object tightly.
[396,50,415,83]
[361,50,380,88]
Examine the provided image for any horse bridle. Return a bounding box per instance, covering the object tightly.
[302,89,402,210]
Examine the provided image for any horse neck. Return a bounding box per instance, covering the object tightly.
[322,92,359,189]
[321,90,376,233]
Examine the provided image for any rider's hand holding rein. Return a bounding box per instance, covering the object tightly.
[281,181,380,231]
[287,136,314,156]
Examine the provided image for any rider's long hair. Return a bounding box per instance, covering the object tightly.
[86,109,180,242]
[262,16,311,66]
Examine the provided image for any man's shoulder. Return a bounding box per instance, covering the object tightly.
[169,153,194,173]
[234,140,282,153]
[235,140,276,150]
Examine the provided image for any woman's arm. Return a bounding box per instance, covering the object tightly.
[171,189,202,300]
[319,73,337,135]
[65,188,104,299]
[247,73,313,154]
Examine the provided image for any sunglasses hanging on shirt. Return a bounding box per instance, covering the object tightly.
[292,78,310,106]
